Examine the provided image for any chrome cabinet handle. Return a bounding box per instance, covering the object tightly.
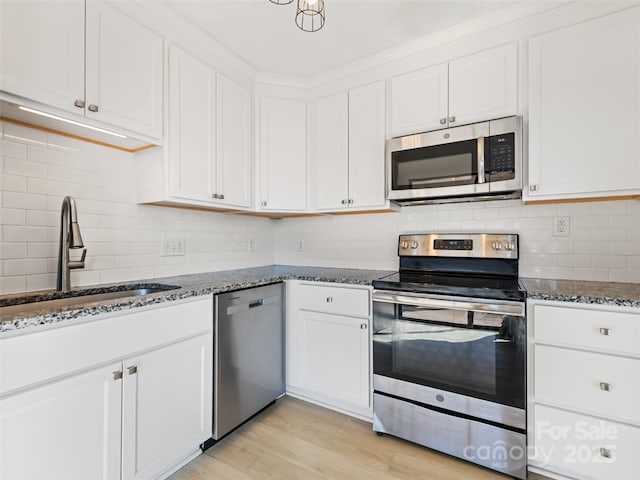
[127,365,138,375]
[219,194,224,200]
[439,118,446,125]
[326,297,333,303]
[529,185,539,192]
[341,199,347,205]
[88,104,99,112]
[599,327,612,336]
[74,99,85,108]
[449,115,456,123]
[599,382,612,392]
[360,323,367,330]
[113,371,123,380]
[212,193,218,199]
[261,201,267,207]
[599,447,612,459]
[348,199,354,204]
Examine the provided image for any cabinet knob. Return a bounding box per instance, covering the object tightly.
[348,199,354,204]
[212,193,219,199]
[326,297,333,303]
[341,199,347,205]
[360,323,367,330]
[113,371,123,380]
[599,447,612,459]
[599,327,612,336]
[74,99,85,108]
[529,184,539,192]
[599,382,612,392]
[219,194,224,200]
[127,365,138,375]
[261,201,267,207]
[87,104,99,112]
[439,118,447,125]
[448,115,456,123]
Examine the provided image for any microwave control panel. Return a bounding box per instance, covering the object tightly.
[486,133,515,174]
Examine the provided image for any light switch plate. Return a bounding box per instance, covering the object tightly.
[162,237,185,256]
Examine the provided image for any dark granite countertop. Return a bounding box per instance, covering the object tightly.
[522,278,640,308]
[0,265,394,335]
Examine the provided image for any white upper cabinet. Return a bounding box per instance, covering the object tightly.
[314,81,387,212]
[389,43,517,137]
[390,63,448,137]
[0,0,163,140]
[258,97,308,212]
[168,47,216,203]
[527,8,640,201]
[216,74,252,208]
[0,0,85,116]
[167,48,252,209]
[315,92,349,210]
[85,2,163,139]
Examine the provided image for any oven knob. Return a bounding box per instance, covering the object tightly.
[503,241,514,251]
[400,241,409,249]
[410,241,419,249]
[492,241,503,251]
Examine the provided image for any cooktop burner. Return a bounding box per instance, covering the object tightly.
[373,271,526,302]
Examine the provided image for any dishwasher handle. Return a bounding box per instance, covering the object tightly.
[226,295,280,316]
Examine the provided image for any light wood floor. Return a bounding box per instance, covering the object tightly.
[169,396,522,480]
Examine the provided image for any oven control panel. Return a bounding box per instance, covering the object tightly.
[398,233,518,259]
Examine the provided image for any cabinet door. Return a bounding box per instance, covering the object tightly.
[0,363,122,480]
[348,81,386,209]
[314,92,349,210]
[389,63,448,137]
[259,97,307,211]
[85,1,163,138]
[216,74,252,208]
[122,333,212,480]
[299,311,370,409]
[168,47,216,203]
[0,0,85,115]
[448,43,517,127]
[528,9,640,199]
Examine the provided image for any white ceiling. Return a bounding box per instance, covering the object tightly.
[163,0,544,78]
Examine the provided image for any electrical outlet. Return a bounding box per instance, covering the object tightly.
[162,237,185,256]
[553,216,570,237]
[297,240,305,252]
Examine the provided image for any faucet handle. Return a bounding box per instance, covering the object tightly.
[69,248,87,269]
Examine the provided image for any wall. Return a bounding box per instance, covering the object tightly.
[0,121,275,294]
[274,199,640,283]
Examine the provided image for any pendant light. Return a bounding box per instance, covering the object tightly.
[295,0,325,32]
[269,0,325,33]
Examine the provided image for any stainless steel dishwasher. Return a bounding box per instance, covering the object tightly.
[208,283,284,445]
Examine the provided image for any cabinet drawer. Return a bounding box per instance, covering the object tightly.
[532,404,639,480]
[0,297,213,395]
[534,304,640,356]
[535,345,640,424]
[298,284,370,318]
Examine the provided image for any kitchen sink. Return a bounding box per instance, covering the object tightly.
[0,284,180,317]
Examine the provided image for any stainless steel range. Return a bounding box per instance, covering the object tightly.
[372,233,526,479]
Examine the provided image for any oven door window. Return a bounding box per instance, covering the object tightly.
[391,139,478,190]
[373,302,525,409]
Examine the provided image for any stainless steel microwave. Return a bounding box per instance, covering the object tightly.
[386,116,522,205]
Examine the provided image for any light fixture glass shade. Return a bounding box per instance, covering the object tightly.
[269,0,294,4]
[295,0,325,32]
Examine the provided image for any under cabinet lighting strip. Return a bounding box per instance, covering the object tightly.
[18,106,127,138]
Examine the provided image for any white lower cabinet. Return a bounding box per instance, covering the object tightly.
[528,300,640,480]
[286,281,371,418]
[0,297,213,480]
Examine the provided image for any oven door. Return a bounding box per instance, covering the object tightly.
[372,290,525,414]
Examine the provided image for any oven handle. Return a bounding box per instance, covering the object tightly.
[372,290,525,317]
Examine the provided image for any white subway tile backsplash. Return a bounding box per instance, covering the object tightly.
[0,243,27,259]
[1,208,26,226]
[0,275,26,294]
[3,258,48,276]
[0,139,28,159]
[2,191,46,210]
[4,123,47,146]
[3,157,47,178]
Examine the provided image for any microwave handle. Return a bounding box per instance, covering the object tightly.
[477,136,486,184]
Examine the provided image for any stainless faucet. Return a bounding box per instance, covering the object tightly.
[57,196,86,292]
